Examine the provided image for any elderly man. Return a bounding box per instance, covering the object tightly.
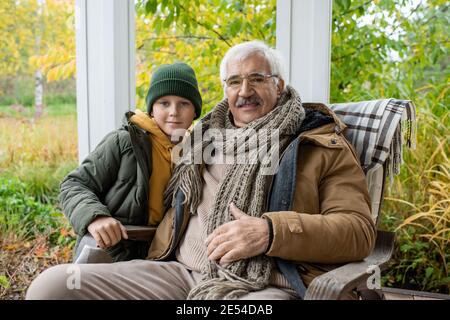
[27,41,375,300]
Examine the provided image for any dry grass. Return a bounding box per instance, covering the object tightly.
[397,161,449,237]
[0,114,78,170]
[382,104,449,293]
[387,158,449,277]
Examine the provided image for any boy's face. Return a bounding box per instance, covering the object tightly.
[151,95,196,143]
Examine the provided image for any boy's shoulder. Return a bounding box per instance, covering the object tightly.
[96,117,150,154]
[117,123,151,150]
[95,127,133,154]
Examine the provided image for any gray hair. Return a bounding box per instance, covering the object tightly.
[219,40,288,90]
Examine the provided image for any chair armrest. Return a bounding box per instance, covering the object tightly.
[124,225,157,242]
[74,232,98,260]
[304,230,395,300]
[74,244,113,264]
[74,225,157,263]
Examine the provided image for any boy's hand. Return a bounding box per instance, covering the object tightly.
[87,216,128,249]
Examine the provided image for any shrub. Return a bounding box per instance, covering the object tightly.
[0,177,71,243]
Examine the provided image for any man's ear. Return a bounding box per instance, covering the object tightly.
[277,78,285,96]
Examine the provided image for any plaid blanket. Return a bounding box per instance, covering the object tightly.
[329,99,416,183]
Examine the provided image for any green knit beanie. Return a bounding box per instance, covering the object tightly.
[145,62,202,119]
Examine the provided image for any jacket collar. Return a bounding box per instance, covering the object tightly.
[302,102,347,134]
[298,102,348,148]
[128,109,174,152]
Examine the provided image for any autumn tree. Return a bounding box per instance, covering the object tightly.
[331,0,449,108]
[0,0,39,94]
[0,0,75,112]
[135,0,276,113]
[29,0,75,114]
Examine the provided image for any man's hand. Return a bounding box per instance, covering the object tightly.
[205,203,270,265]
[87,216,128,249]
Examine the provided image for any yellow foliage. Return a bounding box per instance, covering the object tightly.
[1,0,75,81]
[134,0,276,112]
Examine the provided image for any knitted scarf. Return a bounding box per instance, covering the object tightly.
[164,85,305,299]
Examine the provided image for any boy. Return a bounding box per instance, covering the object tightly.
[59,62,202,261]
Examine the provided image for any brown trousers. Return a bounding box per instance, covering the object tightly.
[26,260,297,300]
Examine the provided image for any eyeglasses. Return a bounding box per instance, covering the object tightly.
[223,73,278,89]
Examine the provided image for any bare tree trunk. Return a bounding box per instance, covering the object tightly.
[34,0,45,118]
[34,69,44,118]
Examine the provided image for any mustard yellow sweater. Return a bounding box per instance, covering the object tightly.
[130,110,174,226]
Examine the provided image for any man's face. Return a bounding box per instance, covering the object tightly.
[225,54,283,128]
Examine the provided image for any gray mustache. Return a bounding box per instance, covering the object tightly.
[236,96,262,108]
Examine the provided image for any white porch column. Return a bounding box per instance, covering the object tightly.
[75,0,135,162]
[276,0,333,104]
